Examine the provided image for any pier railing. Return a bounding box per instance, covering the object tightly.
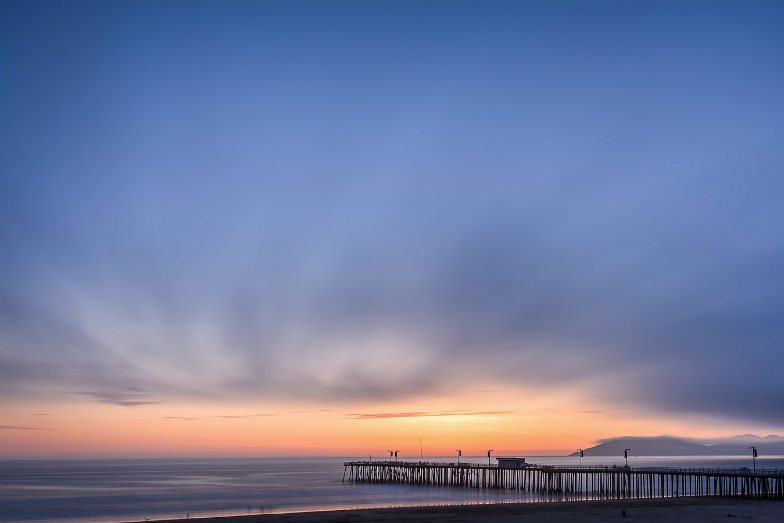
[343,461,784,500]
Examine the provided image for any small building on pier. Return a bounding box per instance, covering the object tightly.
[497,457,527,468]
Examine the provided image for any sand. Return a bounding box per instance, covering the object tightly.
[128,497,784,523]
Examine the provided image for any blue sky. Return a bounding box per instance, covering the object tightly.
[2,0,784,436]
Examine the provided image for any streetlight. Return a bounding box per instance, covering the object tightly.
[456,449,462,465]
[624,448,631,467]
[750,446,757,473]
[487,449,494,467]
[578,449,584,467]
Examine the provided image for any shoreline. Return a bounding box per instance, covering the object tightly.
[127,497,784,523]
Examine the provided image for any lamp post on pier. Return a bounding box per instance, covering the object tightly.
[750,446,757,473]
[578,449,584,467]
[456,449,461,465]
[624,448,631,467]
[487,449,493,466]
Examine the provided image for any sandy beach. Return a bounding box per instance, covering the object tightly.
[130,498,784,523]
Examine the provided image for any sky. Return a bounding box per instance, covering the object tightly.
[1,0,784,458]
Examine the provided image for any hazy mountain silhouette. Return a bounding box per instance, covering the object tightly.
[569,435,784,456]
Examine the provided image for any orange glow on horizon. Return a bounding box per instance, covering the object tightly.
[2,385,777,459]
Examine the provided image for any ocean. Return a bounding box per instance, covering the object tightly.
[2,455,782,523]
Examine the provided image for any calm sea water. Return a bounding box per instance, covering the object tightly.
[2,455,782,523]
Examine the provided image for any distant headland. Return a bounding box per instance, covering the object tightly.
[570,434,784,456]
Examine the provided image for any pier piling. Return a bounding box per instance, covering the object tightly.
[343,461,784,501]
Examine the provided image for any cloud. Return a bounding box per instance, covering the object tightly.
[80,390,160,407]
[162,416,197,421]
[347,410,513,420]
[211,414,275,419]
[0,425,50,430]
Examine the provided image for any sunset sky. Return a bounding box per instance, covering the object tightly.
[2,0,784,458]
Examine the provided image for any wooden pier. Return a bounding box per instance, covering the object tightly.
[343,461,784,500]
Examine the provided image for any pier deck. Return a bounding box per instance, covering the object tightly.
[343,461,784,500]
